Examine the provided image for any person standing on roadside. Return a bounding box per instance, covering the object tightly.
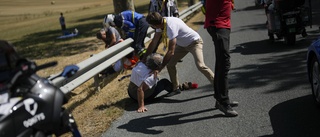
[59,13,66,35]
[144,12,215,97]
[204,0,239,117]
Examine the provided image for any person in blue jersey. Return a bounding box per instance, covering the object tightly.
[104,10,149,59]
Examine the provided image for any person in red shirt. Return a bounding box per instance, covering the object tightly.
[204,0,238,117]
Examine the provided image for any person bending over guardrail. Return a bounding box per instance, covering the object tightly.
[103,10,149,60]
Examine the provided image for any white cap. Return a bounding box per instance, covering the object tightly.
[103,14,115,28]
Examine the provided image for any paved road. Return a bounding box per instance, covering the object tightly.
[102,0,320,137]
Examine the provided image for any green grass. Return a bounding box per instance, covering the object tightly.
[0,0,152,60]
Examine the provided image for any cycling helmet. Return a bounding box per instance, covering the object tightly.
[0,40,20,83]
[103,14,115,28]
[114,14,124,28]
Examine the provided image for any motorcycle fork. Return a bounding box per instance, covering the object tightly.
[55,109,81,137]
[63,110,81,137]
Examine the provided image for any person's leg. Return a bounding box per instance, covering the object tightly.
[207,27,231,105]
[186,38,214,84]
[146,79,173,100]
[207,27,237,116]
[133,18,149,55]
[166,45,189,90]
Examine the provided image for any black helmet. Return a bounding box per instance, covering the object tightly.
[0,40,20,83]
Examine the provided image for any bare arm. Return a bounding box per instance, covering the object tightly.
[143,32,162,62]
[159,38,176,71]
[108,33,117,47]
[137,82,150,113]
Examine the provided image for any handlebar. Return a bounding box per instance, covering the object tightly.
[36,61,57,71]
[8,61,58,89]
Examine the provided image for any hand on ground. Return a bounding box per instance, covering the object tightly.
[137,107,148,113]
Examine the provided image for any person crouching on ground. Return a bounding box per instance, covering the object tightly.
[104,10,149,59]
[96,27,138,75]
[128,53,174,113]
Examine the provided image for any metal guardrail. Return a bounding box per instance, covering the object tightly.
[49,2,202,94]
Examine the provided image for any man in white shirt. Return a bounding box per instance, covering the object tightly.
[148,0,180,54]
[144,12,215,97]
[128,53,173,113]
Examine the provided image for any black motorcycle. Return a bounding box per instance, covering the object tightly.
[0,60,81,137]
[267,0,311,45]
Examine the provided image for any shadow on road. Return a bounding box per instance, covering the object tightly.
[117,108,227,135]
[228,29,320,93]
[260,95,320,137]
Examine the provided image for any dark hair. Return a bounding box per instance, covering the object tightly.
[146,12,163,26]
[96,32,102,39]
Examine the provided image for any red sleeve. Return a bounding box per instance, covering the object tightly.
[204,0,223,28]
[204,0,232,29]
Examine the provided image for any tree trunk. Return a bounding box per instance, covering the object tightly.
[113,0,135,14]
[188,0,195,7]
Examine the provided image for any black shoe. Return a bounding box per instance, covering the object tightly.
[215,101,239,108]
[215,101,238,117]
[178,59,183,62]
[165,89,181,97]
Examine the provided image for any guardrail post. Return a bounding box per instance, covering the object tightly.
[94,75,101,92]
[90,54,101,92]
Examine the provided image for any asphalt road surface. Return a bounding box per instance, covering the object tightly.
[102,0,320,137]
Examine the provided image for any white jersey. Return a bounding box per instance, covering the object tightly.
[130,62,158,89]
[156,17,200,47]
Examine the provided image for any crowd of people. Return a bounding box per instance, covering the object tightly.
[95,0,239,117]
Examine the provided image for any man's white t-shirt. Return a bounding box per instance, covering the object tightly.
[130,62,158,89]
[156,17,200,47]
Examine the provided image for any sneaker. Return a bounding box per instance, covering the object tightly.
[215,101,239,108]
[215,101,238,117]
[165,89,181,97]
